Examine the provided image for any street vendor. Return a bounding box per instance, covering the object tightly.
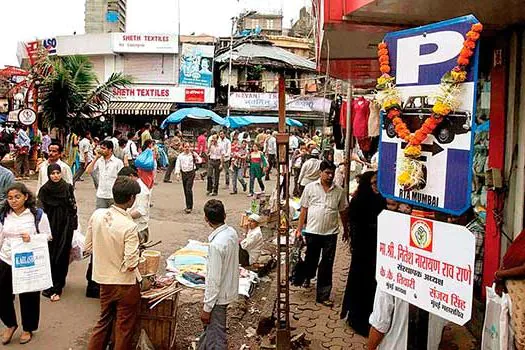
[239,213,264,267]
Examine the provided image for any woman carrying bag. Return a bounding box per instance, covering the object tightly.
[0,183,52,345]
[38,163,78,302]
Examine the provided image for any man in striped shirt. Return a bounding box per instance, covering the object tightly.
[296,160,349,306]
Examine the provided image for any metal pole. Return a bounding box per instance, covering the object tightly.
[226,18,235,118]
[343,81,353,199]
[276,73,291,349]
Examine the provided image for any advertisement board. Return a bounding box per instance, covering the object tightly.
[179,44,214,87]
[229,92,331,113]
[111,85,215,104]
[112,33,178,54]
[376,210,475,325]
[377,15,480,215]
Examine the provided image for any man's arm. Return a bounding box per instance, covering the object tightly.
[64,164,74,185]
[85,155,101,175]
[203,244,223,313]
[129,192,149,220]
[122,226,140,272]
[295,207,308,237]
[339,191,350,241]
[368,327,386,350]
[84,215,94,254]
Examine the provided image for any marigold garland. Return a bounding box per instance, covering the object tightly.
[376,22,483,190]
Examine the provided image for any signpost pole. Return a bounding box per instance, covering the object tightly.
[275,73,291,349]
[343,81,353,199]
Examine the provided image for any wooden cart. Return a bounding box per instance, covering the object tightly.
[137,292,179,349]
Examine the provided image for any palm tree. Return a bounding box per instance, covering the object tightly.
[40,55,132,127]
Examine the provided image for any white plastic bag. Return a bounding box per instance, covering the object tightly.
[481,283,513,350]
[11,235,52,294]
[70,229,85,264]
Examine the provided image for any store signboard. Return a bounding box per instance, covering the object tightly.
[179,44,214,87]
[377,15,480,215]
[376,210,475,325]
[112,33,178,54]
[111,85,214,104]
[25,38,57,61]
[229,92,331,113]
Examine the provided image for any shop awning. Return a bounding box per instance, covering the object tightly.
[107,102,175,116]
[225,116,303,128]
[160,107,227,128]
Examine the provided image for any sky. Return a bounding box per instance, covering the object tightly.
[0,0,309,67]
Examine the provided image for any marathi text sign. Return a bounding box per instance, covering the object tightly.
[229,92,330,113]
[112,33,178,54]
[179,44,214,87]
[378,15,480,215]
[376,210,475,325]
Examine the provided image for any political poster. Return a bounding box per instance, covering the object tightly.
[376,210,475,325]
[179,44,214,87]
[377,15,480,215]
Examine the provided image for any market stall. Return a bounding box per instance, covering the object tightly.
[225,116,303,129]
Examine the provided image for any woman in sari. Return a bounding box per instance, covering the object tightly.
[38,164,78,302]
[495,231,525,350]
[340,171,386,336]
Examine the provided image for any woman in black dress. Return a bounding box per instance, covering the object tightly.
[38,163,78,301]
[340,171,386,336]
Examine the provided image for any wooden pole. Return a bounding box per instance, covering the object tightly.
[343,81,353,199]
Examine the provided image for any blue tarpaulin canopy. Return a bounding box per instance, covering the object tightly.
[225,116,303,129]
[160,108,227,128]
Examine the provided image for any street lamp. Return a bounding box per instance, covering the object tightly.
[226,10,257,117]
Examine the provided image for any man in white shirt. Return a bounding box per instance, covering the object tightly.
[217,130,231,189]
[297,148,321,195]
[36,142,73,194]
[118,167,151,243]
[73,131,95,185]
[126,132,139,166]
[289,131,299,151]
[239,213,264,266]
[175,142,202,213]
[109,129,122,151]
[199,200,239,349]
[86,140,124,209]
[264,131,277,181]
[296,160,348,306]
[207,136,224,196]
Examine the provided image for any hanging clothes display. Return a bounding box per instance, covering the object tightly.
[331,96,344,149]
[368,101,381,137]
[352,97,370,138]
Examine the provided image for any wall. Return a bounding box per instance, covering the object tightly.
[57,34,113,56]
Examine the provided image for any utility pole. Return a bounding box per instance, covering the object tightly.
[275,73,291,349]
[343,81,353,198]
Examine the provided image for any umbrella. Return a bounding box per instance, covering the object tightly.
[160,108,227,129]
[225,116,303,129]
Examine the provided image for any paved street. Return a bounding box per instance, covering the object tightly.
[0,170,264,350]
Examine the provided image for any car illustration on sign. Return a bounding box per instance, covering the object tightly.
[384,96,471,144]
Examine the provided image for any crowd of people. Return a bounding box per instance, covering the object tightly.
[0,121,523,349]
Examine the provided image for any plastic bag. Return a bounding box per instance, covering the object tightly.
[70,229,85,264]
[481,283,513,350]
[135,149,155,171]
[11,235,53,294]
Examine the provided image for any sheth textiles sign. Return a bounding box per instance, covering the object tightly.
[111,85,214,104]
[376,211,475,325]
[112,33,178,54]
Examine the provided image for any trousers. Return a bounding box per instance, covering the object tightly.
[249,172,265,195]
[164,156,177,181]
[87,283,141,350]
[181,170,195,210]
[0,259,40,332]
[231,166,247,193]
[304,233,338,302]
[198,304,227,350]
[15,153,29,177]
[207,159,221,194]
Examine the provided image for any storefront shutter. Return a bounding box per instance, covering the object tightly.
[123,54,176,84]
[89,56,106,82]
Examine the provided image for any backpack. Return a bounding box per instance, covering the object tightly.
[0,208,43,234]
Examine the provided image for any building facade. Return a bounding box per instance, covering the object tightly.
[240,12,284,36]
[85,0,127,33]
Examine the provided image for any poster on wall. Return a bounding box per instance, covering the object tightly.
[179,44,214,87]
[376,210,475,325]
[377,15,481,215]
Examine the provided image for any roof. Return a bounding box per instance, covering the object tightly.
[215,43,316,71]
[180,35,217,44]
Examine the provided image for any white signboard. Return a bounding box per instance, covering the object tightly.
[376,210,475,325]
[112,33,178,54]
[18,108,37,125]
[229,92,331,113]
[111,85,215,104]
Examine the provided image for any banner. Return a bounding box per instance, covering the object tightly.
[376,211,475,325]
[179,44,214,87]
[112,33,178,54]
[111,85,215,103]
[228,92,331,113]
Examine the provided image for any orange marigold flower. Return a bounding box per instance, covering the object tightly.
[379,55,390,64]
[378,42,387,50]
[421,125,433,134]
[378,48,388,56]
[466,31,480,41]
[392,117,402,125]
[460,48,474,58]
[457,56,470,66]
[472,23,483,32]
[380,65,391,74]
[464,40,476,49]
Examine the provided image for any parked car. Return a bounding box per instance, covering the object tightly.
[384,95,471,144]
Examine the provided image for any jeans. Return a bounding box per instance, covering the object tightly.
[198,305,227,350]
[0,260,40,332]
[207,159,221,194]
[164,156,177,181]
[223,159,231,186]
[249,172,265,194]
[87,283,141,350]
[181,170,195,209]
[15,153,29,177]
[304,233,338,302]
[265,154,277,180]
[292,167,301,197]
[231,166,247,193]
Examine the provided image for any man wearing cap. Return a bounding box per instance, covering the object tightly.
[239,213,264,267]
[296,160,348,306]
[297,148,321,196]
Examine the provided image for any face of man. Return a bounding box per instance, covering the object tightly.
[99,145,110,157]
[219,131,225,139]
[48,145,61,162]
[320,168,335,186]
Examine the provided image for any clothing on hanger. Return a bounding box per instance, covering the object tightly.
[368,101,381,137]
[352,96,370,138]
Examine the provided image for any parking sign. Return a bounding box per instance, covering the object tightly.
[378,15,480,215]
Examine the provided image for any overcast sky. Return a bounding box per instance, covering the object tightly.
[0,0,308,67]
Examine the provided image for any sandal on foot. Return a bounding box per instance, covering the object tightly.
[318,300,334,307]
[50,294,61,302]
[19,331,32,345]
[1,326,17,345]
